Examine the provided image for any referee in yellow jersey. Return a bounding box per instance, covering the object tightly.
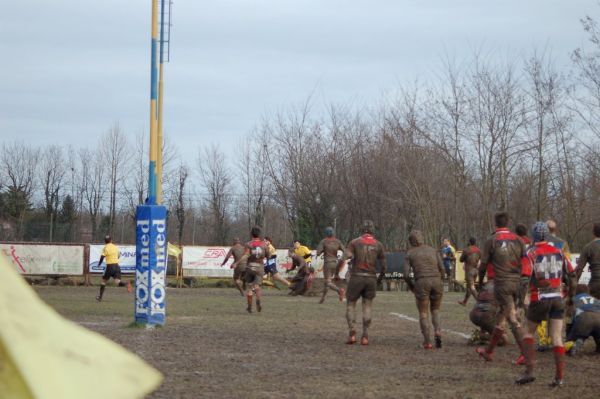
[96,235,132,301]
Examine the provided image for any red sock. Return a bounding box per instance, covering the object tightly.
[486,327,504,354]
[246,294,253,307]
[255,287,261,300]
[553,346,565,380]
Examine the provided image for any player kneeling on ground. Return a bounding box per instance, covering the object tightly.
[96,235,132,302]
[344,220,386,346]
[515,222,576,387]
[403,230,445,349]
[469,281,508,346]
[566,284,600,356]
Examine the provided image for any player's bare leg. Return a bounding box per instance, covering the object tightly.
[254,286,262,312]
[346,300,357,344]
[246,286,254,313]
[361,298,372,345]
[234,278,244,296]
[319,276,344,304]
[417,298,432,349]
[431,298,442,349]
[272,272,291,288]
[549,318,565,387]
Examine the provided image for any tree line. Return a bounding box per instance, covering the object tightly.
[3,14,600,252]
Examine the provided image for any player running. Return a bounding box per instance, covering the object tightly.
[316,227,346,304]
[95,235,132,302]
[404,230,445,349]
[458,237,480,306]
[263,237,291,289]
[344,220,386,346]
[476,212,530,363]
[515,222,576,387]
[221,238,246,296]
[233,226,273,313]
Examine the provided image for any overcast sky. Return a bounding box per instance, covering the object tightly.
[0,0,596,163]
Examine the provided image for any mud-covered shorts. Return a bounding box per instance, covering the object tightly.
[567,312,600,341]
[245,263,264,286]
[414,277,443,307]
[465,267,478,285]
[470,308,495,334]
[233,263,246,280]
[103,264,121,280]
[322,260,338,279]
[527,298,565,323]
[494,280,519,312]
[346,275,377,302]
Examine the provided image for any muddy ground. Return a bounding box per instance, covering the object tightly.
[35,283,600,399]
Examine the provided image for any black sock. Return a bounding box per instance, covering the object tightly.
[99,284,106,298]
[118,281,127,287]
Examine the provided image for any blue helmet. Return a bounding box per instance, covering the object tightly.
[531,221,549,243]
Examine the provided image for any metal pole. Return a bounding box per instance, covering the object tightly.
[147,0,159,205]
[156,0,166,205]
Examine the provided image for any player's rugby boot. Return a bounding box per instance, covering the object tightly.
[515,354,526,365]
[549,378,564,388]
[435,335,442,349]
[423,343,433,349]
[256,299,262,313]
[515,373,535,385]
[476,347,493,361]
[361,336,369,346]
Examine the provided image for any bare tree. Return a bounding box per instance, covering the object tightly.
[197,144,231,244]
[101,123,129,236]
[79,148,105,241]
[0,141,39,239]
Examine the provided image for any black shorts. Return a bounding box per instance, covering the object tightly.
[414,277,443,306]
[346,275,377,302]
[526,298,565,323]
[103,264,121,280]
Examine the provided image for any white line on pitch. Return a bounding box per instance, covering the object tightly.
[389,312,471,340]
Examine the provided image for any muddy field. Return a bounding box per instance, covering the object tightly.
[35,284,600,399]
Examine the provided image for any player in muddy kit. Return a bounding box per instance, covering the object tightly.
[221,238,246,296]
[316,227,346,304]
[476,212,530,363]
[288,250,311,295]
[96,235,132,301]
[515,222,576,387]
[469,281,509,346]
[565,284,600,356]
[576,222,600,299]
[458,237,480,307]
[263,237,291,289]
[234,226,273,313]
[403,230,445,349]
[344,220,386,346]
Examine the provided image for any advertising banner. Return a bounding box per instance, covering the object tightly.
[89,245,137,274]
[182,246,329,278]
[0,243,84,275]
